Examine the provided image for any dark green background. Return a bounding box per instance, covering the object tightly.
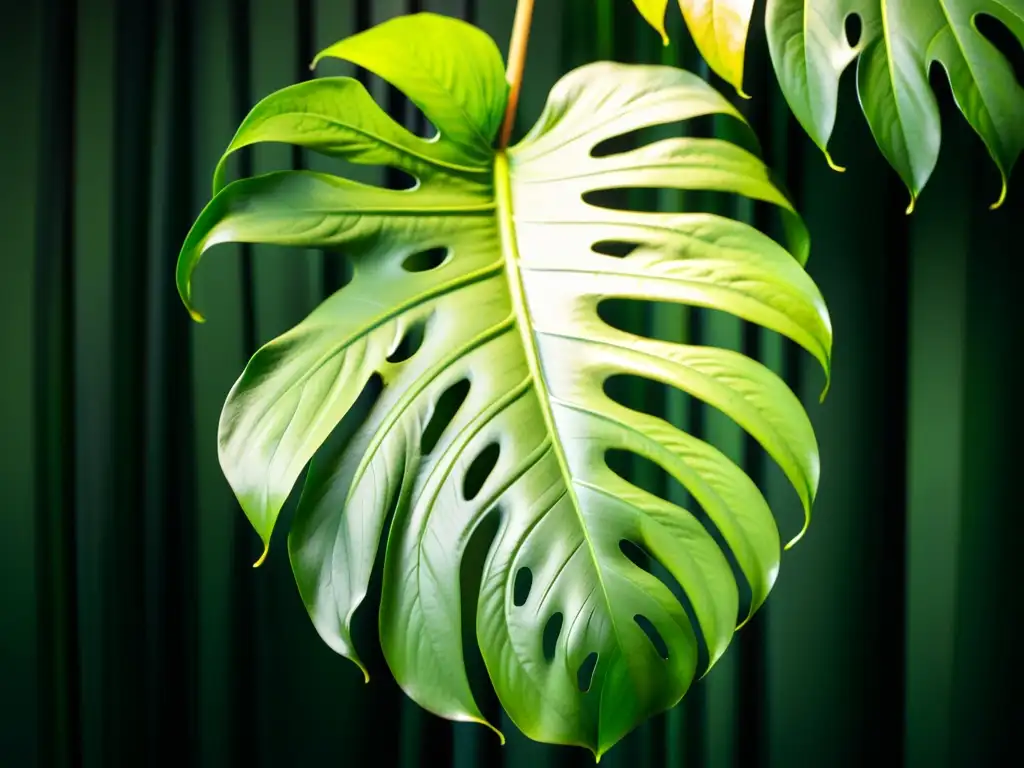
[2,0,1021,766]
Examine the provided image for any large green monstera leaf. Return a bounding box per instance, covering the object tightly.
[178,12,831,758]
[766,0,1024,210]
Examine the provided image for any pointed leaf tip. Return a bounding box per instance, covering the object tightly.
[737,87,751,100]
[468,717,505,745]
[784,522,809,550]
[824,150,845,173]
[905,196,916,216]
[990,177,1008,210]
[252,542,269,568]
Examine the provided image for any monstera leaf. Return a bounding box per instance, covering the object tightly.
[766,0,1024,210]
[633,0,756,96]
[177,12,831,758]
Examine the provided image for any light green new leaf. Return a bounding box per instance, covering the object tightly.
[632,0,756,96]
[766,0,1024,210]
[177,12,832,758]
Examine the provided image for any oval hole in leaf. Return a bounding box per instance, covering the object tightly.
[513,567,532,607]
[844,12,862,47]
[463,442,500,501]
[542,612,563,662]
[577,652,598,692]
[614,531,707,670]
[634,614,669,660]
[402,247,449,273]
[592,240,640,258]
[386,321,426,363]
[974,13,1024,88]
[384,167,418,191]
[606,447,750,670]
[459,506,503,723]
[420,379,471,455]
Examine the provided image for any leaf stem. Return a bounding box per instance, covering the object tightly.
[498,0,535,149]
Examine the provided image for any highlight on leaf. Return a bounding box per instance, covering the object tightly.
[765,0,1024,208]
[631,0,756,97]
[176,11,832,760]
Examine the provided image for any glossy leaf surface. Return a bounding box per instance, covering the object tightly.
[766,0,1024,210]
[632,0,757,96]
[177,12,831,758]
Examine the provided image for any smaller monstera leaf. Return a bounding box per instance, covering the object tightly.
[766,0,1024,211]
[177,12,832,758]
[632,1,756,96]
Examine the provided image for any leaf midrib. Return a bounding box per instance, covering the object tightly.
[495,151,625,660]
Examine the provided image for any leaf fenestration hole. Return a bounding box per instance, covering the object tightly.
[335,375,397,680]
[605,448,731,673]
[583,187,747,217]
[462,442,500,501]
[367,69,438,141]
[420,379,471,455]
[513,567,532,607]
[592,240,640,258]
[619,539,649,570]
[634,614,669,660]
[384,167,418,191]
[459,505,503,723]
[597,300,750,350]
[542,613,563,662]
[386,321,426,364]
[844,13,862,47]
[577,652,598,692]
[402,247,449,273]
[309,372,383,467]
[975,13,1024,88]
[322,251,354,293]
[590,116,756,158]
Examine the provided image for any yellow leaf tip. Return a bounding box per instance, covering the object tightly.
[990,178,1008,210]
[785,518,810,550]
[252,543,269,568]
[737,87,751,100]
[187,306,205,324]
[905,196,916,215]
[824,150,845,173]
[474,717,505,745]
